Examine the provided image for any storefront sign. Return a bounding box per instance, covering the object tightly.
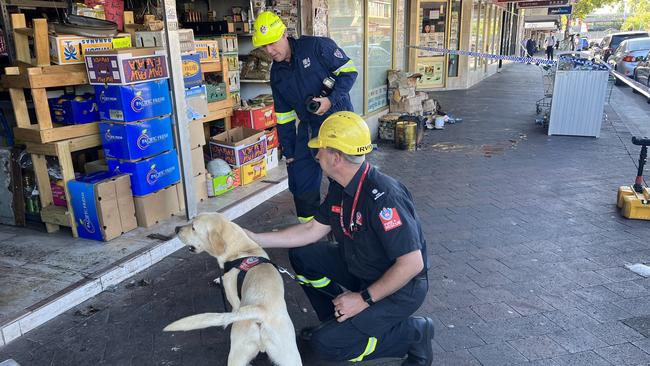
[548,5,572,14]
[516,0,568,8]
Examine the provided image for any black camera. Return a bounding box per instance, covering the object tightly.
[306,77,336,114]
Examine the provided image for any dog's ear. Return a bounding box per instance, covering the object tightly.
[207,227,226,256]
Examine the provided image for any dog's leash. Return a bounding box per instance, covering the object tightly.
[276,265,340,299]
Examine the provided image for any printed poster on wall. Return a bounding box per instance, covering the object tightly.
[416,59,444,88]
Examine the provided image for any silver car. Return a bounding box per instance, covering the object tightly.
[608,37,650,81]
[634,50,650,87]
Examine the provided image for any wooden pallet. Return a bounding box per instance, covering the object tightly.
[25,134,103,237]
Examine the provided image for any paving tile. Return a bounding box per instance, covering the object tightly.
[615,295,650,317]
[433,307,485,327]
[550,351,613,366]
[507,335,568,360]
[548,327,608,353]
[577,302,632,322]
[542,308,600,331]
[583,321,645,346]
[574,272,615,287]
[471,302,521,322]
[537,292,590,310]
[572,286,623,304]
[468,271,514,288]
[430,350,482,366]
[594,343,650,365]
[605,281,650,299]
[508,296,556,316]
[622,316,650,337]
[468,342,528,366]
[434,326,486,352]
[595,267,643,282]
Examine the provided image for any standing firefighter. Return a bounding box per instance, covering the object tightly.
[252,11,358,223]
[246,112,433,366]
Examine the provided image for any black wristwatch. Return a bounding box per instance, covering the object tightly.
[361,289,375,306]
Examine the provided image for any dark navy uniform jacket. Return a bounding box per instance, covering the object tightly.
[270,36,358,160]
[314,162,429,285]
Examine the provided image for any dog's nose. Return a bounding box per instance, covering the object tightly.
[175,226,182,234]
[188,246,196,253]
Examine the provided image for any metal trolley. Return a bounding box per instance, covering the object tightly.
[535,64,556,127]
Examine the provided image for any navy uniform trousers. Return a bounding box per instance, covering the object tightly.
[289,242,428,362]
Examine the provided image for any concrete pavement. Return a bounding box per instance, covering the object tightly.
[2,63,650,365]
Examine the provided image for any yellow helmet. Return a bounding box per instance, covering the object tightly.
[308,112,373,155]
[252,11,286,48]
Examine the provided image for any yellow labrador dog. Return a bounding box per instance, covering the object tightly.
[164,213,302,366]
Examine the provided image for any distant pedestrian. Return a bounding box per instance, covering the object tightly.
[526,38,536,62]
[545,34,556,60]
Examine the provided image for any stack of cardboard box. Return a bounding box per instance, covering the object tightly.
[387,70,435,116]
[209,128,268,188]
[232,94,279,172]
[86,47,183,228]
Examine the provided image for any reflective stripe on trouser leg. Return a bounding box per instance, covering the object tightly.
[349,337,378,362]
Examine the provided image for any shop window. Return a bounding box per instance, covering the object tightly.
[448,0,462,77]
[477,2,486,68]
[470,0,480,70]
[487,5,495,64]
[368,0,393,113]
[329,0,365,113]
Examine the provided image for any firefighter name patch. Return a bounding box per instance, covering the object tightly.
[239,257,260,271]
[379,207,402,231]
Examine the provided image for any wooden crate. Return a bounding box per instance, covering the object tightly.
[26,135,103,237]
[1,14,99,144]
[200,53,234,130]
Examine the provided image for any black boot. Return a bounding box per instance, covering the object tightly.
[402,317,434,366]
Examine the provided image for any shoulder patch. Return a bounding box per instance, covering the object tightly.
[379,207,402,231]
[334,49,344,59]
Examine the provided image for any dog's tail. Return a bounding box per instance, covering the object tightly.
[163,305,264,332]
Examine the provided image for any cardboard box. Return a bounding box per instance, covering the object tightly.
[134,183,183,227]
[225,55,239,70]
[194,172,208,201]
[189,120,206,148]
[219,35,238,53]
[208,169,240,197]
[194,40,220,62]
[232,105,276,130]
[85,47,169,85]
[206,82,227,102]
[185,84,208,120]
[182,53,203,88]
[84,159,108,174]
[135,30,195,53]
[112,35,132,49]
[107,149,181,196]
[228,71,240,92]
[265,127,279,150]
[234,22,250,33]
[95,79,172,122]
[240,158,266,186]
[99,115,174,161]
[265,148,279,171]
[68,172,137,241]
[49,93,99,125]
[191,146,206,176]
[49,35,114,65]
[209,127,267,166]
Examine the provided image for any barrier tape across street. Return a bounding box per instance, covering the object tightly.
[407,45,557,65]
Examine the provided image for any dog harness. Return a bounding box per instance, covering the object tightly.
[224,256,275,298]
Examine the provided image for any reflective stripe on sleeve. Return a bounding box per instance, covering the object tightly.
[333,60,358,75]
[276,110,297,124]
[349,337,378,362]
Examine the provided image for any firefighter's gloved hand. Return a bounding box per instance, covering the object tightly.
[312,97,332,116]
[332,291,369,323]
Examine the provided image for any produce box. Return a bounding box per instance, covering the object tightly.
[189,120,206,148]
[240,158,266,186]
[49,35,114,65]
[265,127,279,150]
[209,127,267,167]
[190,146,206,176]
[99,115,173,161]
[219,35,238,53]
[194,172,208,202]
[206,82,227,102]
[135,30,195,53]
[49,93,99,125]
[68,172,137,241]
[225,55,239,70]
[194,40,220,62]
[85,47,169,85]
[133,183,183,227]
[228,71,240,92]
[95,79,172,122]
[107,149,181,196]
[208,169,240,197]
[185,85,208,120]
[51,181,66,207]
[265,148,279,171]
[182,53,203,88]
[232,105,276,130]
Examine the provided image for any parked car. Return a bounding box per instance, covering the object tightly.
[634,50,650,87]
[608,37,650,82]
[595,31,649,61]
